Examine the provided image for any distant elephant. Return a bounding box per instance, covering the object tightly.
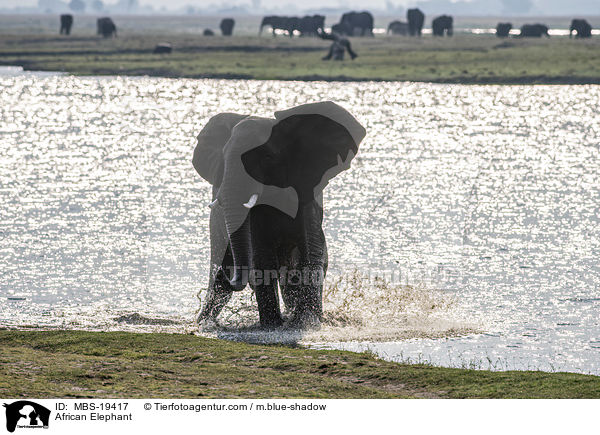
[59,14,73,35]
[519,24,549,38]
[153,43,172,54]
[203,29,215,36]
[334,11,374,37]
[407,8,425,36]
[298,15,325,37]
[496,22,512,38]
[319,30,357,60]
[220,18,235,36]
[432,15,453,37]
[194,102,366,329]
[286,16,301,37]
[97,17,117,38]
[387,20,409,36]
[570,19,592,38]
[259,15,279,36]
[260,15,296,37]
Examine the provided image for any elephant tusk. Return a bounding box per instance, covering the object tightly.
[243,193,259,209]
[208,198,219,208]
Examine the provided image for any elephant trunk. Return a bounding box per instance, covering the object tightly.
[226,213,251,291]
[219,171,256,291]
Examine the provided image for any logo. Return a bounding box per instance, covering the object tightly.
[3,401,50,433]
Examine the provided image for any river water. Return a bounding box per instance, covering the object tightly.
[1,68,598,374]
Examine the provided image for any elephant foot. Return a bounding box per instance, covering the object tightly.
[197,315,219,331]
[259,316,283,330]
[284,311,321,331]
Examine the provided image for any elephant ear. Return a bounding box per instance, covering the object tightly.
[192,113,248,187]
[272,101,366,203]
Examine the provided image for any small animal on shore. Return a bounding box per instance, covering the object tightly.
[153,43,172,54]
[407,8,425,36]
[432,15,453,37]
[194,102,365,330]
[332,11,374,37]
[496,22,512,38]
[220,18,235,36]
[319,30,357,60]
[519,24,549,38]
[97,17,117,38]
[387,20,409,36]
[59,14,73,35]
[570,19,592,38]
[203,29,215,36]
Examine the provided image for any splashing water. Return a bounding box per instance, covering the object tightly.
[198,270,476,344]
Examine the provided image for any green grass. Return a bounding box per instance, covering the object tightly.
[1,32,600,83]
[0,330,599,398]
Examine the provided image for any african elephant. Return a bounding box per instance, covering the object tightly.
[287,17,300,37]
[519,24,549,38]
[260,15,296,37]
[59,14,73,35]
[496,22,512,38]
[570,19,592,38]
[97,17,117,38]
[259,16,279,36]
[298,15,325,37]
[193,102,366,329]
[334,11,374,37]
[407,8,425,37]
[387,20,409,36]
[432,15,453,37]
[220,18,235,36]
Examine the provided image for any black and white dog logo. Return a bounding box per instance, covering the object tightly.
[3,401,50,432]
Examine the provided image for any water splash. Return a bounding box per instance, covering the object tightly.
[197,270,476,344]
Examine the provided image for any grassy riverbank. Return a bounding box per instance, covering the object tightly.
[1,30,600,83]
[0,330,599,398]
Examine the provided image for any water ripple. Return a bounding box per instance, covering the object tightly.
[0,74,599,374]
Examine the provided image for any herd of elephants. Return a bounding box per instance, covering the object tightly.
[57,10,594,60]
[58,9,595,41]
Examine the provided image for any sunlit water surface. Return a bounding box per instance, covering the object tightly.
[1,69,599,374]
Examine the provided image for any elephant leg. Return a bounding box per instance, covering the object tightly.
[198,207,234,325]
[281,236,326,329]
[198,247,235,323]
[251,229,283,328]
[282,263,324,329]
[254,280,283,328]
[252,254,283,328]
[279,246,300,314]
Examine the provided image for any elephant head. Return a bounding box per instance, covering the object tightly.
[193,102,366,291]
